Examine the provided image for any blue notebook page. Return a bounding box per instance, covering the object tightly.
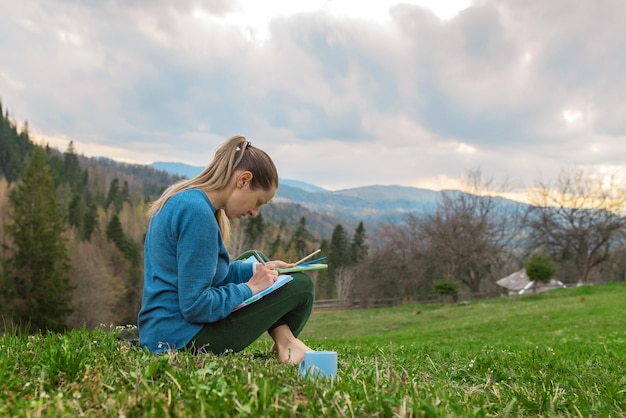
[233,255,293,311]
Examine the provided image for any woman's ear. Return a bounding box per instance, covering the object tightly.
[237,171,254,189]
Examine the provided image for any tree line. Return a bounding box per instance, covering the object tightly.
[0,101,366,332]
[2,98,626,332]
[349,170,626,304]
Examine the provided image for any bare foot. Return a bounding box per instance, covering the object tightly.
[277,338,312,364]
[269,325,313,364]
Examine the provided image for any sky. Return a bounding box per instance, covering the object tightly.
[1,0,625,197]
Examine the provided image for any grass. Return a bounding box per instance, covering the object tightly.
[1,284,625,417]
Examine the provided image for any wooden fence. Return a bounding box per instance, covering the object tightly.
[312,298,395,312]
[312,292,499,312]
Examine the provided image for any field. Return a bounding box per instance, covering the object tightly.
[1,284,625,417]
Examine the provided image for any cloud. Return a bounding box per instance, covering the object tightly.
[0,0,624,193]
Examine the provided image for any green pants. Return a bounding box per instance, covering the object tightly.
[186,250,315,354]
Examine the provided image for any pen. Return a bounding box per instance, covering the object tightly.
[295,249,321,265]
[253,250,266,265]
[299,256,327,266]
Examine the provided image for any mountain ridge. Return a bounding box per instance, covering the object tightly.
[150,161,527,233]
[151,162,440,200]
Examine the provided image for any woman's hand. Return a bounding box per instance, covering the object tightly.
[269,259,295,269]
[247,263,280,295]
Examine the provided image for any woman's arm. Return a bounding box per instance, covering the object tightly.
[174,196,253,322]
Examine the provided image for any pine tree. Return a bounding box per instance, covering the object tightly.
[107,213,141,268]
[106,178,121,213]
[350,221,368,265]
[106,213,142,323]
[327,224,350,298]
[62,141,84,192]
[243,213,266,248]
[68,194,86,229]
[120,180,130,206]
[81,190,98,241]
[6,147,73,331]
[0,103,34,182]
[314,238,330,299]
[106,213,133,260]
[291,216,312,257]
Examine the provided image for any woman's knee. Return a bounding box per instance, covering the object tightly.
[291,273,315,298]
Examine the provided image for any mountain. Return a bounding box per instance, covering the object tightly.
[151,162,441,226]
[150,162,528,233]
[151,162,326,193]
[274,184,440,225]
[280,179,326,193]
[152,162,204,179]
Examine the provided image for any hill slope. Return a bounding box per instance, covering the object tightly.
[151,162,529,233]
[151,162,442,226]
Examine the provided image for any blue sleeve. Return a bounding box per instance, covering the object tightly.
[228,260,254,284]
[173,197,253,323]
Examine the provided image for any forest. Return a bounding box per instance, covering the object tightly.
[0,100,369,332]
[2,98,626,333]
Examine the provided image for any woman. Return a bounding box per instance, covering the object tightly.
[138,135,314,364]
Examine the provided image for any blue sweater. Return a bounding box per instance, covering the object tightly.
[138,189,253,353]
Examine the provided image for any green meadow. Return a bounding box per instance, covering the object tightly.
[2,284,625,417]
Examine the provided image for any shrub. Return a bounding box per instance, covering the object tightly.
[525,252,557,284]
[433,278,459,302]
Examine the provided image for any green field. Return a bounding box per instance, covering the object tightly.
[2,284,625,417]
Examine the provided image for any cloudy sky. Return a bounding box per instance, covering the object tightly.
[1,0,624,195]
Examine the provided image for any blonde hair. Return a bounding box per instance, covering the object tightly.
[148,135,278,245]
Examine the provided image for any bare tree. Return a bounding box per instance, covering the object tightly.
[419,170,524,293]
[66,234,126,329]
[335,266,354,300]
[0,177,10,247]
[526,168,626,285]
[354,216,429,302]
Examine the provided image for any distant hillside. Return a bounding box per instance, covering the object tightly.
[151,162,439,225]
[151,162,442,226]
[151,161,529,232]
[273,184,442,226]
[280,179,326,193]
[152,162,203,179]
[150,162,343,236]
[261,201,346,238]
[151,162,326,193]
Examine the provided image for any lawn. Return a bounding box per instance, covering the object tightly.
[1,284,625,417]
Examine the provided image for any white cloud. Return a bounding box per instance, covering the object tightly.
[228,0,472,41]
[57,30,83,46]
[0,70,26,90]
[0,0,625,195]
[563,110,583,124]
[456,143,477,154]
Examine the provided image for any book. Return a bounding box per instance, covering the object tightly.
[240,253,328,274]
[233,273,293,311]
[232,253,328,311]
[276,264,328,273]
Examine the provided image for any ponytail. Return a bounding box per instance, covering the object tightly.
[147,135,278,246]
